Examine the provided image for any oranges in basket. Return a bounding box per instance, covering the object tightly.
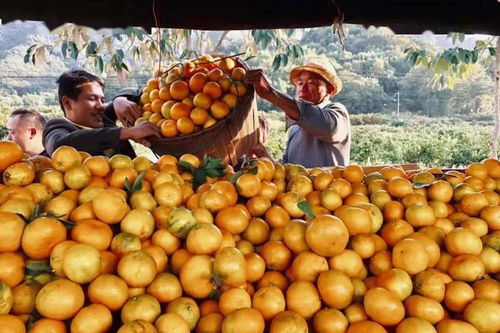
[137,54,248,138]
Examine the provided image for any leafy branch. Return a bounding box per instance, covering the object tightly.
[24,25,305,76]
[404,33,497,89]
[177,155,227,190]
[124,171,147,195]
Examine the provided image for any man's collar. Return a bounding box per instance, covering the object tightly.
[63,116,95,130]
[317,98,332,108]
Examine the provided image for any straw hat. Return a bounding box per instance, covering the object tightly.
[290,58,342,96]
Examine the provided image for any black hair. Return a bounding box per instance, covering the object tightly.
[56,69,104,112]
[10,108,46,129]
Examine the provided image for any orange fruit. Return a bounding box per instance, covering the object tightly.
[242,217,270,245]
[189,72,208,93]
[460,192,489,216]
[329,249,364,278]
[179,255,214,298]
[207,68,224,81]
[196,313,224,333]
[472,278,500,303]
[83,156,110,177]
[62,243,101,284]
[111,232,141,258]
[0,252,24,287]
[2,162,35,186]
[222,308,264,333]
[121,294,161,324]
[193,92,212,109]
[214,247,247,287]
[210,100,230,119]
[146,273,182,303]
[447,254,485,282]
[251,286,285,321]
[118,250,157,287]
[335,206,372,235]
[150,99,165,113]
[51,146,82,172]
[166,296,199,329]
[285,280,321,320]
[396,317,436,333]
[170,102,191,120]
[142,244,168,273]
[343,165,365,184]
[170,80,190,100]
[161,119,179,137]
[245,253,266,283]
[154,313,190,332]
[218,75,232,92]
[436,319,482,333]
[463,299,500,333]
[203,81,222,99]
[70,304,113,333]
[465,162,488,181]
[21,217,66,260]
[305,215,349,256]
[236,173,262,198]
[160,100,176,118]
[35,279,84,320]
[218,288,252,317]
[0,212,25,252]
[404,295,444,324]
[120,209,155,241]
[186,223,222,255]
[259,240,292,272]
[313,308,349,333]
[71,218,113,250]
[405,203,436,227]
[317,269,354,309]
[392,238,429,275]
[0,141,23,171]
[88,274,128,311]
[176,117,195,134]
[28,318,66,332]
[92,189,129,224]
[387,177,413,198]
[231,67,246,81]
[444,228,482,256]
[269,311,308,333]
[158,86,171,100]
[0,314,25,333]
[222,93,237,108]
[364,287,405,326]
[189,107,209,125]
[230,81,247,96]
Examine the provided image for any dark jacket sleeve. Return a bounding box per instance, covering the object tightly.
[43,119,122,156]
[104,87,143,124]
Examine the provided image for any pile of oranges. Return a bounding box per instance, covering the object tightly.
[136,54,248,137]
[0,139,499,332]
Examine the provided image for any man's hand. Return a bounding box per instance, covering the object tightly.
[244,69,275,101]
[113,97,142,126]
[120,122,161,147]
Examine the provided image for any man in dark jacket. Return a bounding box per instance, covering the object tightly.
[43,69,160,157]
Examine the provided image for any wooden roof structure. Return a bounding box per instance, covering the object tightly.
[1,0,499,34]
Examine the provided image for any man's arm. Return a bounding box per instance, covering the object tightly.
[43,120,161,155]
[105,88,142,126]
[244,69,301,120]
[43,120,123,156]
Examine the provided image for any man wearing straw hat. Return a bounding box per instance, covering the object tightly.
[245,58,350,168]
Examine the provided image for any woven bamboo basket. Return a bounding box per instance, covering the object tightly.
[149,56,259,166]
